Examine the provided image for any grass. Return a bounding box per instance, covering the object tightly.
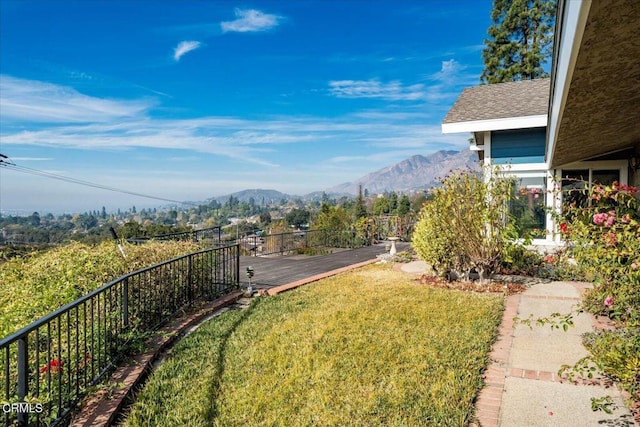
[125,265,504,426]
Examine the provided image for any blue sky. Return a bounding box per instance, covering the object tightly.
[0,0,491,214]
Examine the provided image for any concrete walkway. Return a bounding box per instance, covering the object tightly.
[479,281,636,427]
[399,263,637,426]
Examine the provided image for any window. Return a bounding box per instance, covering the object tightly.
[561,169,621,208]
[509,176,547,238]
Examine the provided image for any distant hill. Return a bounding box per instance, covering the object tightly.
[327,150,479,195]
[204,151,478,205]
[210,189,290,205]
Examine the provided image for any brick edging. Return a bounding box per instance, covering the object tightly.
[265,258,379,296]
[471,294,520,427]
[71,291,243,427]
[473,282,638,427]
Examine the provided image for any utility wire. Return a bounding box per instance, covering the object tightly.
[0,154,198,206]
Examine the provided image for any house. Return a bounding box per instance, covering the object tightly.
[441,0,639,248]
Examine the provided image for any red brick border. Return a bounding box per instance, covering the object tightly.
[472,282,639,427]
[471,294,520,427]
[71,291,243,427]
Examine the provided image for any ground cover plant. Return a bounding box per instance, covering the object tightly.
[125,265,503,426]
[0,240,202,337]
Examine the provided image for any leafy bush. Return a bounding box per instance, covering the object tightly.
[412,168,517,281]
[499,244,543,276]
[534,249,591,282]
[582,328,640,396]
[0,240,202,337]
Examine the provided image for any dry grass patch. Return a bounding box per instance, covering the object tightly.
[125,265,503,426]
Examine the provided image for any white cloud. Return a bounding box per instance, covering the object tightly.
[220,9,282,33]
[0,77,471,185]
[0,75,153,123]
[328,79,426,101]
[430,59,464,83]
[428,59,477,87]
[173,40,202,61]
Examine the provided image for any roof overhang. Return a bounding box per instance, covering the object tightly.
[547,0,640,168]
[442,115,547,134]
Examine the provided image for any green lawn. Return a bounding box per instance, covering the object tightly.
[125,265,504,426]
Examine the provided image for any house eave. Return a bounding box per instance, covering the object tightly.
[442,115,547,134]
[546,0,592,167]
[547,0,640,168]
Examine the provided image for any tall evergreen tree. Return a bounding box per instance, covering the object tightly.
[481,0,556,84]
[354,185,368,220]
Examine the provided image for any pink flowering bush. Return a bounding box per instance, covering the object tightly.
[562,181,639,324]
[561,181,640,397]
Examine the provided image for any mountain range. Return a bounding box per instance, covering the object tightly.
[211,150,479,203]
[327,149,479,195]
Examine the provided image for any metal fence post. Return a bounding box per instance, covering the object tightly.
[123,277,129,329]
[235,245,240,288]
[187,255,193,303]
[17,336,28,425]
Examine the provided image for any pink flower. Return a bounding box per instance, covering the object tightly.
[632,262,638,269]
[604,296,614,307]
[593,213,607,225]
[593,211,616,227]
[543,254,556,264]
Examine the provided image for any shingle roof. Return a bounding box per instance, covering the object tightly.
[442,79,550,124]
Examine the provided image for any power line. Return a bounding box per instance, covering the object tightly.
[0,153,198,207]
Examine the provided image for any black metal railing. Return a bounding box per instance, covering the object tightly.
[1,244,239,426]
[126,226,222,245]
[370,215,416,242]
[239,229,367,256]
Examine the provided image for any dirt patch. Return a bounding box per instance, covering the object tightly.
[415,275,528,295]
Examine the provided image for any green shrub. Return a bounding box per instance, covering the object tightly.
[499,244,543,276]
[582,328,640,396]
[412,168,517,282]
[0,240,202,337]
[534,249,591,282]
